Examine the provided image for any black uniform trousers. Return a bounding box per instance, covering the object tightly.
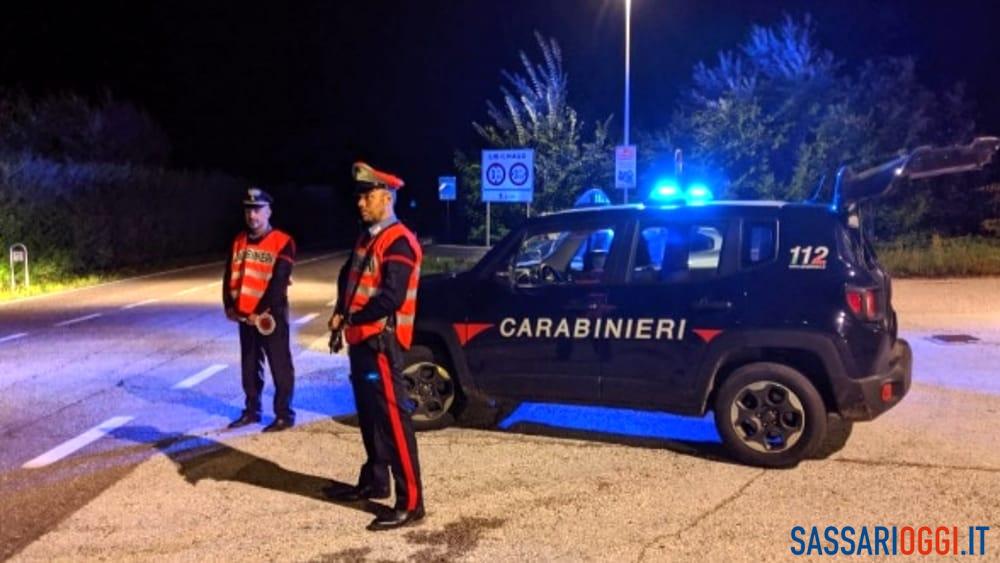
[348,332,423,512]
[238,310,295,421]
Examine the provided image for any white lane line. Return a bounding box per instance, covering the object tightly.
[54,313,103,327]
[0,332,28,344]
[121,298,161,310]
[23,415,134,469]
[174,281,219,296]
[173,364,228,389]
[294,312,320,325]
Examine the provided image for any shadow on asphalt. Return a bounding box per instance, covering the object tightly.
[494,421,740,466]
[111,425,386,516]
[121,370,357,424]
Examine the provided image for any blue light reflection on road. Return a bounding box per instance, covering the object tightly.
[498,402,722,443]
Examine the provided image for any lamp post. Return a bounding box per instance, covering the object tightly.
[624,0,631,147]
[623,0,632,203]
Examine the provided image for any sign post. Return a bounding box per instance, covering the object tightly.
[9,243,29,288]
[615,145,637,203]
[438,176,456,243]
[481,149,535,246]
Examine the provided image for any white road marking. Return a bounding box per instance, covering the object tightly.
[326,299,336,307]
[23,416,135,469]
[294,312,320,325]
[121,298,160,310]
[0,332,28,344]
[174,281,219,296]
[54,313,103,327]
[173,364,229,389]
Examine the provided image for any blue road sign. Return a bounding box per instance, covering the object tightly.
[438,176,457,201]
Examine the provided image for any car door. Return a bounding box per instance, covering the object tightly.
[461,218,625,403]
[600,213,741,411]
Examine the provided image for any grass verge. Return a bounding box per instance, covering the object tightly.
[0,253,224,303]
[876,236,1000,277]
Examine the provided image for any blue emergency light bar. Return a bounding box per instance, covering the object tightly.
[648,179,714,205]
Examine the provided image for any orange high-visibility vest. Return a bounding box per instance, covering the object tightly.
[228,229,293,316]
[344,222,422,349]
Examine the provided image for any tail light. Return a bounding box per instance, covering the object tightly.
[845,286,880,321]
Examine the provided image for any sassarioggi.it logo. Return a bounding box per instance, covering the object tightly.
[790,525,990,556]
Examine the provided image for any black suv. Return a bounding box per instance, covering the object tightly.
[401,138,998,467]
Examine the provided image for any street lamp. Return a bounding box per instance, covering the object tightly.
[623,0,632,203]
[624,0,631,148]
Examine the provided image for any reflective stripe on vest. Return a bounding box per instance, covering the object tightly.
[228,230,292,316]
[344,223,422,350]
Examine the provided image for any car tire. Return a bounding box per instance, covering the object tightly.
[713,362,827,468]
[402,345,458,431]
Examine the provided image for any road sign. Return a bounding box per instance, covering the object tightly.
[438,176,456,201]
[615,145,637,190]
[481,149,534,203]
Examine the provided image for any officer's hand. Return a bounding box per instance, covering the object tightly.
[225,308,239,322]
[246,313,259,325]
[328,313,344,331]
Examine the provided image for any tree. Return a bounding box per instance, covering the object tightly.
[455,32,613,243]
[663,15,978,239]
[0,90,170,165]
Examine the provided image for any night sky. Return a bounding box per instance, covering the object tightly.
[3,1,999,208]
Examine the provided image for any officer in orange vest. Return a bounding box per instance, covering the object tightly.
[326,162,425,531]
[223,187,297,433]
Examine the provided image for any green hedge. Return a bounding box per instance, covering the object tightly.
[0,154,246,275]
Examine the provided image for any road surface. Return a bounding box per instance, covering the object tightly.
[1,263,998,561]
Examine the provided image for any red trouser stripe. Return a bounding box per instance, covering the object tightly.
[377,353,419,510]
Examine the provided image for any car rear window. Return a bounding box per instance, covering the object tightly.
[743,221,777,267]
[630,223,724,284]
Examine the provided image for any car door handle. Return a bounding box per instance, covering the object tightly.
[691,298,733,312]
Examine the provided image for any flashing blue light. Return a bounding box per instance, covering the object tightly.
[648,180,714,205]
[685,183,714,205]
[650,180,682,202]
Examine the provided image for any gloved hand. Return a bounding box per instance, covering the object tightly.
[329,329,344,354]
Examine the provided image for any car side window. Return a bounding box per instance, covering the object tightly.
[742,221,777,267]
[630,222,725,284]
[510,225,616,286]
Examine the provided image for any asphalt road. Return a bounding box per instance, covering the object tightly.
[0,251,353,560]
[1,265,998,561]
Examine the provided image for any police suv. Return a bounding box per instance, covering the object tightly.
[402,138,999,467]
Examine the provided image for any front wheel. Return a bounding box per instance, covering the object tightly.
[713,362,827,468]
[402,345,458,431]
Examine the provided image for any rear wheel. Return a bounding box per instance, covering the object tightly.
[402,345,458,431]
[713,362,827,468]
